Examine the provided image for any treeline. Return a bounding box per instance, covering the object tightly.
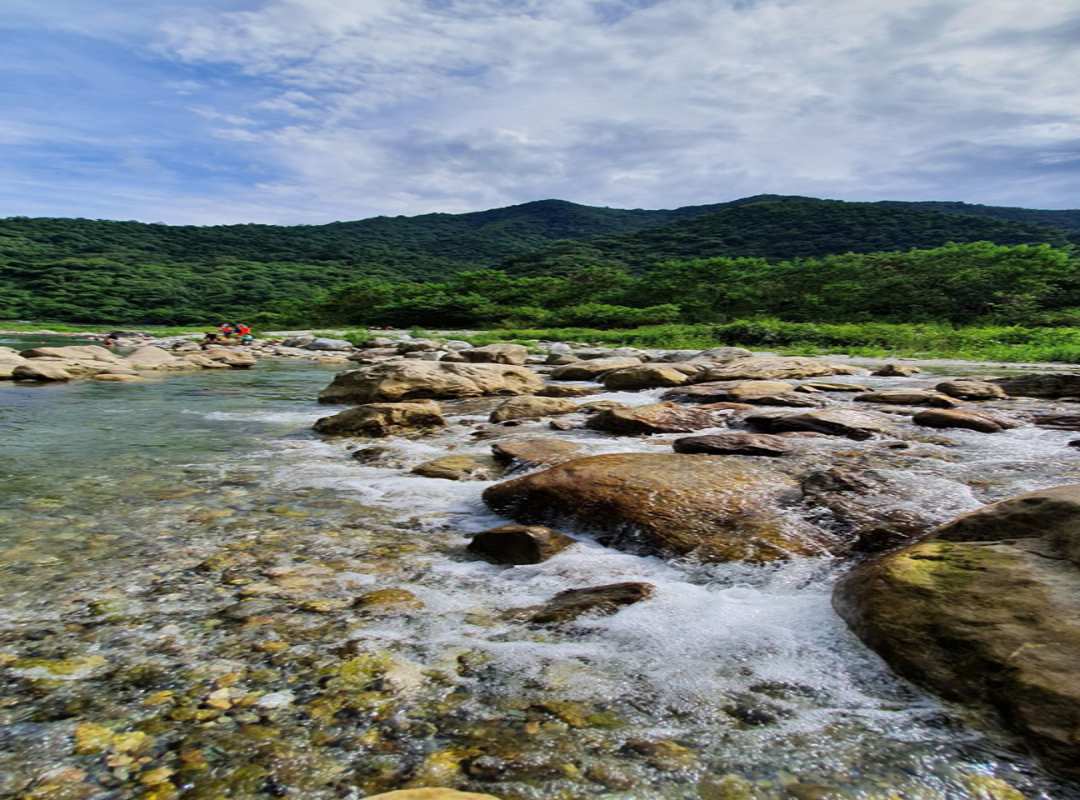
[317,242,1080,329]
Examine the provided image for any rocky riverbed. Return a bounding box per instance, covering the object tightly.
[2,332,1079,800]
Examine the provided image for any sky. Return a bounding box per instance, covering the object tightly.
[2,0,1079,224]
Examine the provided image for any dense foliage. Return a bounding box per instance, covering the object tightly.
[319,243,1080,328]
[2,195,1076,324]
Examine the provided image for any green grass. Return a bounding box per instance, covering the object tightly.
[460,320,1080,364]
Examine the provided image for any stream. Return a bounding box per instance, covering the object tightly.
[2,334,1078,799]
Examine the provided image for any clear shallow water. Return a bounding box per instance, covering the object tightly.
[1,342,1078,799]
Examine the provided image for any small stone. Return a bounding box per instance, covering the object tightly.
[468,524,574,564]
[354,588,425,612]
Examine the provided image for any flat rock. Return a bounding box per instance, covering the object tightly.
[550,357,642,380]
[833,484,1080,777]
[672,433,792,457]
[20,344,120,362]
[935,380,1007,400]
[854,389,959,407]
[491,437,586,469]
[483,453,830,562]
[536,384,599,398]
[992,373,1080,399]
[690,346,754,362]
[489,395,580,422]
[912,408,1020,433]
[600,365,689,390]
[13,362,72,381]
[313,400,445,436]
[664,380,821,407]
[464,343,529,365]
[698,356,862,381]
[125,346,187,370]
[872,363,921,377]
[318,361,544,404]
[468,524,574,564]
[586,402,724,435]
[746,408,895,440]
[1033,413,1080,431]
[411,454,495,480]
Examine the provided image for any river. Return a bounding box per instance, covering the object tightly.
[1,334,1077,799]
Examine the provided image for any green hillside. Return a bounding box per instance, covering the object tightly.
[0,195,1076,324]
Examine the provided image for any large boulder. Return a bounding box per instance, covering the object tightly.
[304,337,353,351]
[313,401,445,437]
[550,357,642,381]
[992,373,1080,399]
[673,433,792,457]
[746,408,895,440]
[489,396,580,423]
[198,347,257,368]
[690,346,754,362]
[698,356,862,381]
[586,402,724,435]
[12,362,73,382]
[20,344,120,362]
[913,408,1020,433]
[872,363,921,377]
[483,453,830,562]
[834,485,1080,777]
[464,343,529,366]
[600,365,689,390]
[125,346,186,370]
[935,380,1007,401]
[854,389,959,408]
[664,380,820,407]
[318,361,544,404]
[468,524,574,564]
[491,437,586,469]
[0,349,27,379]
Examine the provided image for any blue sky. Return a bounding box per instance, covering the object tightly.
[2,0,1079,224]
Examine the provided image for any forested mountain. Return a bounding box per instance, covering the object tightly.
[1,195,1076,323]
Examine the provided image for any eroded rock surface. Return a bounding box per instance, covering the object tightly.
[319,361,544,404]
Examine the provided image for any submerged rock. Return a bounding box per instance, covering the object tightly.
[489,395,580,422]
[468,524,574,564]
[834,484,1080,777]
[314,400,446,436]
[912,408,1020,433]
[746,408,895,440]
[512,582,655,624]
[318,361,544,404]
[483,453,829,562]
[586,402,724,435]
[673,433,792,457]
[491,436,585,469]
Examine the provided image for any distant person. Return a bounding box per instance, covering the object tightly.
[202,332,220,349]
[237,323,253,345]
[103,332,120,348]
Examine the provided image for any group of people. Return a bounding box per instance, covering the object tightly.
[203,322,253,346]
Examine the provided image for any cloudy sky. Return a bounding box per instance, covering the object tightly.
[3,0,1079,224]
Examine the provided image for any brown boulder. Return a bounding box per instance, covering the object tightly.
[463,343,529,365]
[935,380,1007,400]
[664,380,821,407]
[199,347,257,369]
[489,395,580,422]
[1033,413,1080,431]
[536,384,599,398]
[746,408,895,440]
[491,437,586,469]
[854,389,959,407]
[549,357,642,381]
[318,361,544,404]
[698,357,862,381]
[482,453,829,562]
[12,362,72,382]
[872,363,921,377]
[912,408,1020,433]
[586,402,724,435]
[313,401,445,437]
[992,373,1080,399]
[833,485,1080,777]
[512,582,655,624]
[672,433,792,457]
[411,455,495,480]
[468,524,574,564]
[600,365,689,390]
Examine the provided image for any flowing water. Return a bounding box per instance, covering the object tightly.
[2,336,1078,799]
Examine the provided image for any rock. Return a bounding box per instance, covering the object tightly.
[443,340,473,351]
[1033,413,1080,431]
[578,400,629,413]
[872,363,922,376]
[673,433,792,457]
[483,453,829,562]
[664,380,820,407]
[398,339,441,353]
[550,357,642,381]
[912,408,1020,433]
[464,343,529,365]
[935,380,1007,400]
[656,349,703,362]
[535,384,599,398]
[124,346,185,370]
[199,347,257,368]
[350,445,410,467]
[854,389,959,407]
[545,353,578,365]
[468,524,574,564]
[491,437,586,469]
[512,582,655,624]
[549,419,576,431]
[586,402,724,435]
[690,346,754,362]
[304,337,353,351]
[19,344,119,362]
[403,350,446,361]
[547,342,574,356]
[799,381,865,392]
[313,400,446,436]
[746,408,895,440]
[354,588,425,612]
[833,484,1080,777]
[992,373,1080,399]
[91,373,143,382]
[698,356,862,381]
[12,362,72,381]
[600,365,689,390]
[411,455,494,480]
[184,353,232,369]
[318,361,544,404]
[364,790,501,800]
[489,396,580,422]
[281,335,315,347]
